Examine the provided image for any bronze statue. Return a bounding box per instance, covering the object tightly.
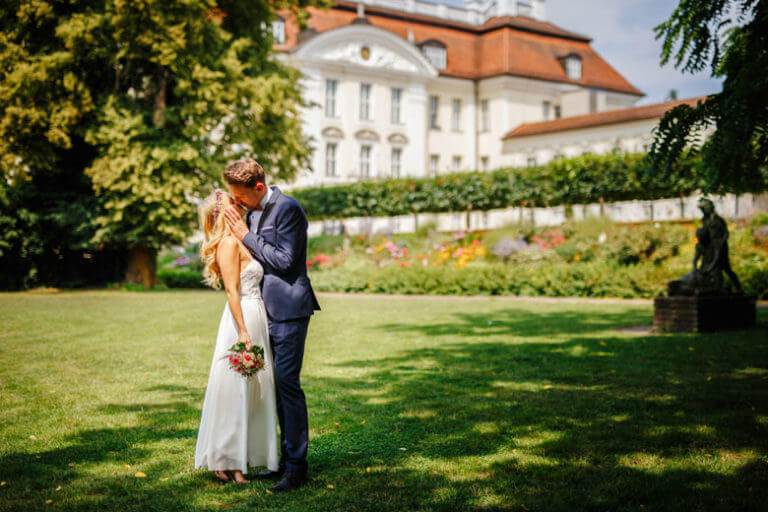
[668,198,743,296]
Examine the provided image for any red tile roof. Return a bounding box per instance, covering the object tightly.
[502,97,708,139]
[275,2,643,96]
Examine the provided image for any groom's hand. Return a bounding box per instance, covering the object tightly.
[223,206,249,240]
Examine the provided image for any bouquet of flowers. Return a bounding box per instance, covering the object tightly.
[227,341,266,378]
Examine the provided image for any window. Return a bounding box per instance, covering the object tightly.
[542,101,551,120]
[452,155,462,171]
[325,79,337,118]
[429,95,439,129]
[391,148,402,178]
[429,154,439,177]
[271,17,285,44]
[480,99,489,132]
[451,98,461,131]
[360,145,371,177]
[325,143,337,177]
[554,105,562,119]
[589,90,597,113]
[359,83,371,120]
[526,157,537,167]
[564,54,582,80]
[422,42,446,69]
[480,156,489,171]
[390,88,402,124]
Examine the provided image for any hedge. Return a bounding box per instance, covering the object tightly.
[291,152,717,221]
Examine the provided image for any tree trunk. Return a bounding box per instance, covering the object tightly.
[124,246,159,289]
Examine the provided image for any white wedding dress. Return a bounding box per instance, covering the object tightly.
[194,255,279,473]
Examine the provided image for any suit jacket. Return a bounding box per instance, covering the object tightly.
[241,186,321,322]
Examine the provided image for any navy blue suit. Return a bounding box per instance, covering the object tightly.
[241,185,320,472]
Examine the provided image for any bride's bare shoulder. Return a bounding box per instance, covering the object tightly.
[215,236,240,259]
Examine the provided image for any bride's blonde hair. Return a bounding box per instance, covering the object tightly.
[198,188,233,289]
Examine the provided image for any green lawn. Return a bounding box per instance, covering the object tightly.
[1,291,767,511]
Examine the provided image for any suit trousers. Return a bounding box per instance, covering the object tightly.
[267,315,311,472]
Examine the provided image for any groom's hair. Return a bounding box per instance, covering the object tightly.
[223,158,266,188]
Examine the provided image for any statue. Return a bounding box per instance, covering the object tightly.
[667,198,743,296]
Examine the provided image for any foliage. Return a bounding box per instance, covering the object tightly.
[292,152,731,221]
[157,243,205,288]
[160,215,768,298]
[0,0,324,286]
[0,165,127,290]
[650,0,768,192]
[304,218,768,299]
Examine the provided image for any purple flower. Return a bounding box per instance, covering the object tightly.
[173,256,192,266]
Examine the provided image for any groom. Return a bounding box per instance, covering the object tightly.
[222,157,321,492]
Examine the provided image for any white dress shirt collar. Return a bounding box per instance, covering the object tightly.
[258,185,272,210]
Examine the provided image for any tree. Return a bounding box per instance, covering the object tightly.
[0,0,326,288]
[649,0,768,194]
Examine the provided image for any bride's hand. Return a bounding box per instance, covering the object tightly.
[238,331,252,350]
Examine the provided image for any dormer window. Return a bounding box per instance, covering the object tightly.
[419,39,447,70]
[271,16,285,44]
[561,53,582,80]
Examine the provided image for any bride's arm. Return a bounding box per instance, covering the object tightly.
[217,237,251,346]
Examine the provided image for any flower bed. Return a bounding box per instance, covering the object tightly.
[305,216,768,299]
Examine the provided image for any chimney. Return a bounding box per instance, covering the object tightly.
[357,2,365,17]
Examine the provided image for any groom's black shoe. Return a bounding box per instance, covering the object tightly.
[252,468,284,480]
[269,469,308,492]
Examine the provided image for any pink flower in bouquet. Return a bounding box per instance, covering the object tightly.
[227,341,266,378]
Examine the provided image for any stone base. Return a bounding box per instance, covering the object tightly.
[653,295,757,333]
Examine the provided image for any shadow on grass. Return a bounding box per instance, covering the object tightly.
[1,307,767,511]
[300,308,768,510]
[0,384,207,511]
[371,307,654,338]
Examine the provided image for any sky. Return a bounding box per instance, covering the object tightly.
[435,0,724,105]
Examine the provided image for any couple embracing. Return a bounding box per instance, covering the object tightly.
[193,158,321,492]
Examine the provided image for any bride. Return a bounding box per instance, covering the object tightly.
[194,188,279,484]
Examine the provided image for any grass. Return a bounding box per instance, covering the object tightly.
[1,290,767,511]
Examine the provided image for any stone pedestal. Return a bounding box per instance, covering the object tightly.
[653,295,757,333]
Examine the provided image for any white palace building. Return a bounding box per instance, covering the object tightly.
[271,0,703,189]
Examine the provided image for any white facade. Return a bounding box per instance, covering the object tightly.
[274,1,646,189]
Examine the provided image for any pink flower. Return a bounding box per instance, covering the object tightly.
[365,247,373,254]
